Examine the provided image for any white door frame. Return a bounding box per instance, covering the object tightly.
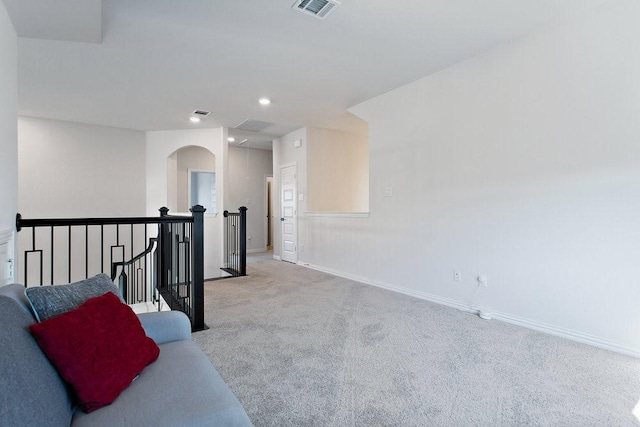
[187,168,216,216]
[280,163,297,263]
[264,174,273,250]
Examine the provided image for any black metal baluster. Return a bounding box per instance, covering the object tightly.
[50,226,54,285]
[85,225,89,279]
[100,225,104,274]
[144,225,148,302]
[239,207,247,276]
[68,226,72,283]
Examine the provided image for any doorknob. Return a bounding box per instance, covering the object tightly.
[280,218,285,221]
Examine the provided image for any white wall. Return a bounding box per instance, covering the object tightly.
[228,146,273,252]
[278,0,640,355]
[17,117,147,284]
[146,128,227,279]
[307,126,369,213]
[0,1,17,281]
[18,117,146,217]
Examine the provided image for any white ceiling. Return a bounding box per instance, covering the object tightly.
[4,0,606,150]
[3,0,102,43]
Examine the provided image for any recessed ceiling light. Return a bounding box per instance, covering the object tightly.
[258,97,271,106]
[189,116,201,123]
[227,137,236,142]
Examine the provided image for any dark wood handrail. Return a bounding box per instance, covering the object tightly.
[16,213,193,231]
[110,238,158,281]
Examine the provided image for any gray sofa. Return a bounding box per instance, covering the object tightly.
[0,283,253,426]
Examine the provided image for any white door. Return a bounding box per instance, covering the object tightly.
[280,165,297,263]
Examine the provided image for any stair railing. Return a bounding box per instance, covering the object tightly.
[222,206,247,277]
[15,206,206,331]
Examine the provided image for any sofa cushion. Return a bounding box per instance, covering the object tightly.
[25,273,123,322]
[72,340,253,427]
[0,296,74,426]
[29,292,160,413]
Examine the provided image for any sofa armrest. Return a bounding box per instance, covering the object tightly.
[0,284,35,320]
[137,311,192,344]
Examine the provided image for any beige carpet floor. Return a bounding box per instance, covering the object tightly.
[193,259,640,426]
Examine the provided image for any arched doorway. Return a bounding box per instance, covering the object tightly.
[167,145,220,279]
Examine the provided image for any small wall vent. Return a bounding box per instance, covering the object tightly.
[192,110,211,117]
[292,0,340,20]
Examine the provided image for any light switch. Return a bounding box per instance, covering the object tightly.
[384,187,393,197]
[298,194,304,201]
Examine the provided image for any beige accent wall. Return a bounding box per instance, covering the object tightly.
[307,127,369,213]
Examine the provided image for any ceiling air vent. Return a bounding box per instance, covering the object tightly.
[234,119,274,132]
[192,110,211,117]
[292,0,340,20]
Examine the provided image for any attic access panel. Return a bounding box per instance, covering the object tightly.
[234,119,274,133]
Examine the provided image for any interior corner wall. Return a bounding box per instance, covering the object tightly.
[18,117,146,217]
[228,146,273,252]
[300,0,640,355]
[145,128,227,279]
[272,128,307,259]
[0,2,17,233]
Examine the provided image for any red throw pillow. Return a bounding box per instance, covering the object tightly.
[29,292,160,413]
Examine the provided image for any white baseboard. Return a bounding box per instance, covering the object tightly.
[300,261,470,311]
[300,262,640,359]
[247,248,267,254]
[488,310,640,358]
[273,255,281,261]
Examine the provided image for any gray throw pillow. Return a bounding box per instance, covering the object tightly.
[0,296,74,426]
[25,273,124,322]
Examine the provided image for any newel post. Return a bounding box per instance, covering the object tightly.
[239,206,247,276]
[157,207,170,296]
[190,204,206,331]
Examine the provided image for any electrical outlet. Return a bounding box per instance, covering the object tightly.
[454,270,462,282]
[477,274,488,287]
